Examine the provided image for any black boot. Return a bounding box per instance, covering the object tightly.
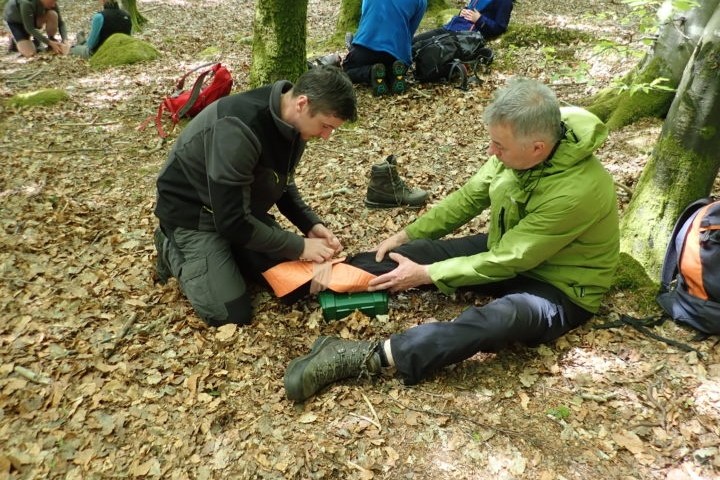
[365,155,429,208]
[284,336,381,401]
[153,227,172,284]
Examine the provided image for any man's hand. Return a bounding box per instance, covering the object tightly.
[368,252,432,292]
[301,237,336,263]
[307,224,343,255]
[374,230,410,262]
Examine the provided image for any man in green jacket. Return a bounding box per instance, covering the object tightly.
[284,77,620,402]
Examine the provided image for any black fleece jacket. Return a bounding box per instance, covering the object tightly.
[154,80,321,260]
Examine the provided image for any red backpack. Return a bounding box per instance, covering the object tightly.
[143,63,233,138]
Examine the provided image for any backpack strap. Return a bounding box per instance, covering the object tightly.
[447,60,468,90]
[154,101,170,138]
[175,65,216,120]
[659,197,714,293]
[595,314,704,357]
[174,62,217,92]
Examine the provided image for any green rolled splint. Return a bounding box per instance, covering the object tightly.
[318,291,389,321]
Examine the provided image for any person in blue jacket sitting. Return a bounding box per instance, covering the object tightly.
[413,0,513,44]
[342,0,427,96]
[70,0,131,58]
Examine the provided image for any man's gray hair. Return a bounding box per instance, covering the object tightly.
[483,77,563,144]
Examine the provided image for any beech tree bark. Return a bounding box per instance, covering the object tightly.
[335,0,362,42]
[586,0,719,131]
[250,0,308,87]
[120,0,147,32]
[620,3,720,277]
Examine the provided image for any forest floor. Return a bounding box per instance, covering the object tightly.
[1,0,719,479]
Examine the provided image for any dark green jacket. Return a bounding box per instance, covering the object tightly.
[155,81,321,260]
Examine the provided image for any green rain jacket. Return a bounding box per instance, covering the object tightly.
[405,106,619,313]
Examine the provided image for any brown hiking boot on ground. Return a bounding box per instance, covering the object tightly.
[365,155,429,209]
[284,336,381,402]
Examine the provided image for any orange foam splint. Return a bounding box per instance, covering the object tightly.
[261,258,376,298]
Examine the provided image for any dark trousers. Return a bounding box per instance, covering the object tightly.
[412,27,448,45]
[348,234,593,385]
[342,44,401,86]
[160,223,283,327]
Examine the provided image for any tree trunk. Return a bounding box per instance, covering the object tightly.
[120,0,147,32]
[620,4,720,277]
[335,0,362,39]
[586,0,719,131]
[250,0,308,87]
[427,0,452,10]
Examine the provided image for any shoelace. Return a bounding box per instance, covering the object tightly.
[390,170,412,204]
[310,341,379,386]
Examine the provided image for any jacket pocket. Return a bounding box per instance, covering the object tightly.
[179,257,210,301]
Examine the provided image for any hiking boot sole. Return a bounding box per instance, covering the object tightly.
[284,336,336,401]
[371,63,388,96]
[391,61,408,94]
[364,198,426,209]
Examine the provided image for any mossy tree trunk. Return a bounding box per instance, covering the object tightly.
[120,0,147,32]
[335,0,362,40]
[586,0,719,131]
[620,4,720,277]
[250,0,308,87]
[427,0,453,11]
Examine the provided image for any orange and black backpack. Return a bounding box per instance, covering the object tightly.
[657,197,720,335]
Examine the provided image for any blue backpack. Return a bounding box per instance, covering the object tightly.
[657,197,720,335]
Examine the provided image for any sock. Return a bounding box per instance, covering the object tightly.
[376,343,390,367]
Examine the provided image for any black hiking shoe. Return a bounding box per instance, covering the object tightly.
[307,53,342,69]
[284,336,381,402]
[370,63,388,97]
[7,36,17,53]
[153,227,172,284]
[365,155,429,209]
[390,60,408,94]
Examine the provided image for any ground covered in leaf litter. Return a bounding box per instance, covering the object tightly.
[1,0,719,478]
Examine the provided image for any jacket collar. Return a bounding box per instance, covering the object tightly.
[268,80,302,143]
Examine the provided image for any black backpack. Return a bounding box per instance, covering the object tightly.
[412,31,493,89]
[657,197,720,335]
[595,197,719,353]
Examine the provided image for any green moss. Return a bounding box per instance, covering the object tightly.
[585,93,620,122]
[418,0,455,30]
[611,253,657,292]
[499,24,593,48]
[7,88,69,107]
[198,46,221,60]
[608,252,659,313]
[235,35,253,46]
[699,125,717,141]
[652,135,711,189]
[89,33,159,69]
